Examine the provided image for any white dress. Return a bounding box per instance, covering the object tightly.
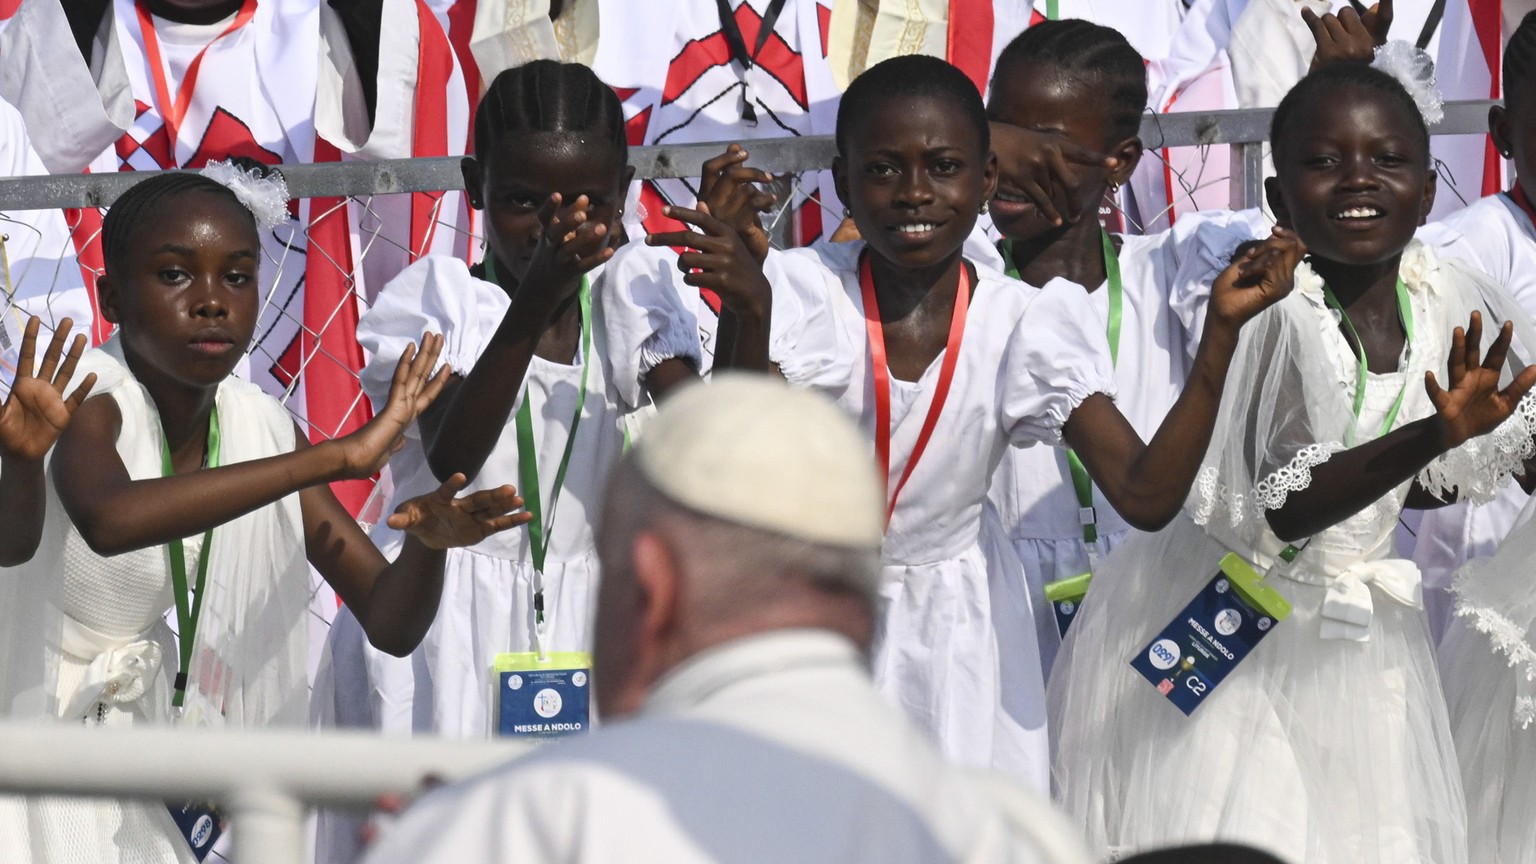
[315,254,698,737]
[0,336,310,864]
[1049,241,1536,863]
[967,216,1255,675]
[765,240,1115,793]
[1440,495,1536,864]
[1402,194,1536,638]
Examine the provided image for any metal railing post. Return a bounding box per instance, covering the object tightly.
[231,787,307,864]
[1230,141,1267,212]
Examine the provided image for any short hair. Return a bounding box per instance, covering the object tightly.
[599,461,880,615]
[1269,62,1430,167]
[1505,11,1536,101]
[473,59,627,159]
[991,18,1148,144]
[101,173,253,275]
[835,54,989,156]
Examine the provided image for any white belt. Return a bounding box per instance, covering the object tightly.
[58,613,164,721]
[1317,558,1423,642]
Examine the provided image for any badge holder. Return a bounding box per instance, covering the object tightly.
[1044,571,1093,638]
[493,650,593,739]
[1130,553,1292,715]
[165,801,224,861]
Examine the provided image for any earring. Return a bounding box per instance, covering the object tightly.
[979,201,989,215]
[843,206,851,218]
[1109,181,1122,194]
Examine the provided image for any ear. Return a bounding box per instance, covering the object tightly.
[96,273,122,326]
[1264,177,1292,229]
[1108,137,1145,186]
[1419,167,1438,225]
[1490,105,1514,160]
[630,530,682,651]
[832,154,850,212]
[460,156,485,211]
[980,149,999,203]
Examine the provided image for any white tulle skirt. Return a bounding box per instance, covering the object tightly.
[1049,514,1467,863]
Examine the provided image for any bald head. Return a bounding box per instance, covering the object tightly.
[591,377,884,718]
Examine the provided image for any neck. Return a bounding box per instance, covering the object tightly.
[1309,253,1402,310]
[142,0,244,25]
[120,349,217,460]
[865,248,965,322]
[1006,216,1109,290]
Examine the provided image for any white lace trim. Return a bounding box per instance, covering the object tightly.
[1419,394,1536,504]
[1452,569,1536,729]
[1191,441,1345,528]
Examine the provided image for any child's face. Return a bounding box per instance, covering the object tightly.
[1267,86,1434,267]
[833,95,996,272]
[99,192,260,390]
[986,63,1117,241]
[1491,97,1536,203]
[466,134,627,288]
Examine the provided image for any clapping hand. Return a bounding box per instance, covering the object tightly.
[386,473,529,549]
[332,333,449,480]
[697,144,778,263]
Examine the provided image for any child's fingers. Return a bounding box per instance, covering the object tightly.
[1424,370,1448,407]
[662,204,728,235]
[649,228,723,254]
[1502,363,1536,407]
[389,341,420,395]
[1446,325,1468,385]
[1300,6,1325,37]
[14,316,41,382]
[1482,319,1516,374]
[63,372,98,413]
[571,246,617,274]
[456,484,523,514]
[433,472,470,500]
[35,317,69,383]
[535,193,563,231]
[54,331,88,393]
[418,363,452,406]
[480,511,535,532]
[1465,312,1485,376]
[699,145,748,198]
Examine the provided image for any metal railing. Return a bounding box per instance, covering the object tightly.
[0,101,1501,211]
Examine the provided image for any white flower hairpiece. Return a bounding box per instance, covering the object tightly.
[1371,40,1444,126]
[199,160,290,230]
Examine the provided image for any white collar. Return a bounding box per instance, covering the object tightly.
[642,630,863,716]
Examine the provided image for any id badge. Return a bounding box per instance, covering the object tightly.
[166,801,223,861]
[1044,572,1092,638]
[493,652,592,739]
[1129,553,1291,715]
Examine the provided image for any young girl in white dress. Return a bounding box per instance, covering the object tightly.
[317,61,703,748]
[671,53,1304,793]
[1049,57,1536,863]
[1435,14,1536,862]
[973,19,1264,676]
[0,167,526,864]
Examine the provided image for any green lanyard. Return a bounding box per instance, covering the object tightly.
[1278,277,1415,563]
[1001,229,1122,547]
[161,407,220,709]
[488,257,593,651]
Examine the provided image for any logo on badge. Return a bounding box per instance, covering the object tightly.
[1214,578,1229,594]
[1258,617,1272,631]
[1059,600,1076,615]
[533,688,563,719]
[572,671,588,687]
[190,815,214,848]
[507,674,523,690]
[1214,608,1242,636]
[1148,638,1180,670]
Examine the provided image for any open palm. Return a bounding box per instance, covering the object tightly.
[0,317,95,463]
[1427,312,1536,450]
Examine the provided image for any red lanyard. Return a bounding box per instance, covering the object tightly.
[860,253,971,528]
[135,0,259,151]
[1508,179,1536,229]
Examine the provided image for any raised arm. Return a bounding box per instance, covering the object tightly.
[1063,229,1306,531]
[422,194,613,482]
[0,318,96,566]
[53,336,447,556]
[1266,312,1536,541]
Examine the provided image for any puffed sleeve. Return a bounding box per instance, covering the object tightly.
[356,256,509,427]
[598,244,704,408]
[998,278,1118,447]
[763,245,860,391]
[1164,208,1263,361]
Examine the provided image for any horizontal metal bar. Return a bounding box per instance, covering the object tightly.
[0,100,1501,211]
[0,722,529,808]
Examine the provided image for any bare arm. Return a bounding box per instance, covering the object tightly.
[1267,314,1536,540]
[54,336,448,556]
[424,194,613,481]
[0,318,95,565]
[1064,230,1306,531]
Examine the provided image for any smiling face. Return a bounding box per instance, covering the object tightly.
[986,62,1129,241]
[98,190,260,390]
[462,133,628,292]
[1267,84,1435,267]
[833,94,997,271]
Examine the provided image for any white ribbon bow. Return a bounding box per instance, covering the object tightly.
[1319,559,1423,641]
[62,640,165,722]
